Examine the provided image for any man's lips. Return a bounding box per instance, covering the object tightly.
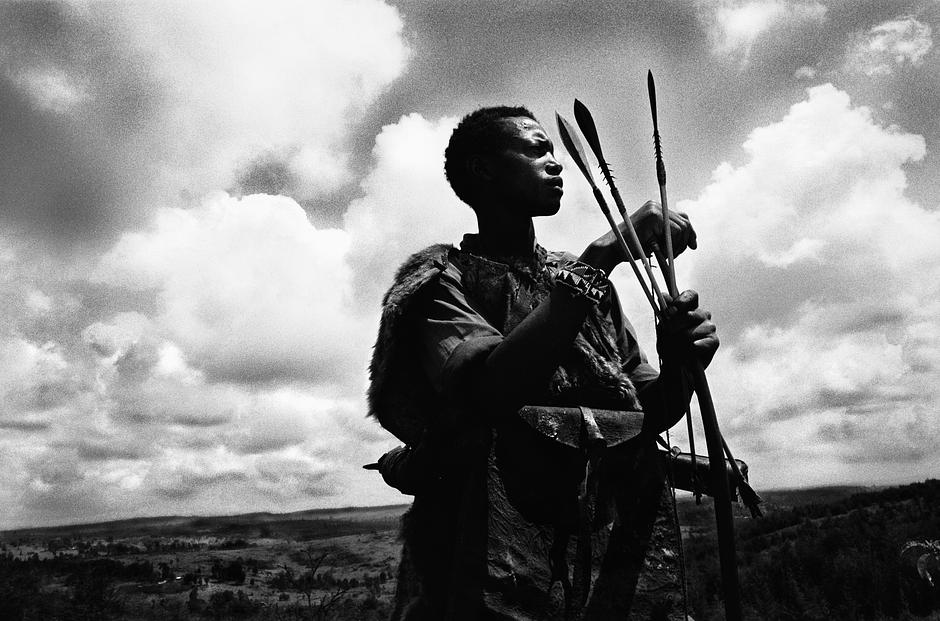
[548,178,564,194]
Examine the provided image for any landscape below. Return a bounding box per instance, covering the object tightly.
[1,482,938,620]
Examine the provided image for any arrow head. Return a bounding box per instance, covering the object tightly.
[555,112,596,188]
[648,70,660,129]
[573,99,605,162]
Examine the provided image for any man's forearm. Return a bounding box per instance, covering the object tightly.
[477,284,592,408]
[637,362,694,434]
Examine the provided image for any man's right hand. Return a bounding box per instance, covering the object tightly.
[656,290,719,368]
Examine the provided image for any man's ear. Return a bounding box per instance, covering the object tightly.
[467,155,493,182]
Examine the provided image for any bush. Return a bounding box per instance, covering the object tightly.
[205,589,260,618]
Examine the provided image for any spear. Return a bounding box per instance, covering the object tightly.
[644,75,745,620]
[555,113,659,315]
[647,70,679,298]
[646,71,704,511]
[566,96,745,621]
[646,71,762,516]
[572,99,669,314]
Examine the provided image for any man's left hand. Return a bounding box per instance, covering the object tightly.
[579,200,697,275]
[630,200,696,259]
[656,290,719,368]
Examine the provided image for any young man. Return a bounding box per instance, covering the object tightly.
[369,106,718,620]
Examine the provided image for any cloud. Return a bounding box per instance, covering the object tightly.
[794,65,817,79]
[0,337,83,417]
[698,0,827,62]
[4,0,939,527]
[845,16,933,76]
[677,84,940,487]
[95,193,365,386]
[0,108,474,528]
[116,0,410,200]
[0,0,409,250]
[0,350,399,526]
[343,113,475,304]
[11,67,87,113]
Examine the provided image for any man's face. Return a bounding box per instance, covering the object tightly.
[482,117,564,217]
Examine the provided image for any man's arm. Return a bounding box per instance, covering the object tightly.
[476,277,597,407]
[477,203,704,410]
[416,263,594,410]
[418,202,707,414]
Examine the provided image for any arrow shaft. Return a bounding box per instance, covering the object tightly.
[556,112,660,315]
[658,183,678,298]
[650,77,678,298]
[649,70,742,621]
[690,362,742,621]
[593,188,658,314]
[598,162,668,312]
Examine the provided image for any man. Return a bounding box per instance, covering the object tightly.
[368,106,718,620]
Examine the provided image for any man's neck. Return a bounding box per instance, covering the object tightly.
[474,211,536,258]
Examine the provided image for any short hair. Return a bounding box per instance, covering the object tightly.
[444,105,538,206]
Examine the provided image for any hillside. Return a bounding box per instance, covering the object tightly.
[1,483,937,619]
[681,479,940,620]
[0,504,409,543]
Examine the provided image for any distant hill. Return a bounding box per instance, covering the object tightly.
[2,482,938,620]
[0,504,411,542]
[755,484,874,509]
[682,479,940,620]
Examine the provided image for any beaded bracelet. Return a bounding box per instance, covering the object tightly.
[554,261,611,304]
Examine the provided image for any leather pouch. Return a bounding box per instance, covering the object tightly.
[662,450,749,501]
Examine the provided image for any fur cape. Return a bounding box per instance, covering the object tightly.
[367,244,453,445]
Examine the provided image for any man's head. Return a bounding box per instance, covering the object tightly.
[444,106,564,216]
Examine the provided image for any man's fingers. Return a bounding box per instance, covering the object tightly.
[672,289,699,312]
[676,211,698,250]
[631,201,697,258]
[667,218,687,256]
[690,320,717,341]
[661,305,712,338]
[693,334,720,367]
[666,211,697,255]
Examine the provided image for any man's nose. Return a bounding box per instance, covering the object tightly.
[546,154,563,174]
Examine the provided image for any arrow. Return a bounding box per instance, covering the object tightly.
[573,99,668,313]
[555,113,658,315]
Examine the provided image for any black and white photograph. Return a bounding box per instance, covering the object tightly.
[0,1,938,619]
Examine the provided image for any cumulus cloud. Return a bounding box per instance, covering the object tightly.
[0,109,477,528]
[0,335,400,526]
[4,0,939,527]
[678,84,940,487]
[343,113,475,303]
[697,0,827,61]
[0,0,409,250]
[95,193,365,386]
[0,0,418,524]
[0,106,479,528]
[845,16,933,76]
[118,0,409,200]
[0,336,83,422]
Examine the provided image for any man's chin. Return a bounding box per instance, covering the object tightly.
[534,201,562,217]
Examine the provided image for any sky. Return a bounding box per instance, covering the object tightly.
[0,0,937,529]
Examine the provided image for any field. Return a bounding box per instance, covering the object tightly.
[0,505,408,620]
[2,482,939,620]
